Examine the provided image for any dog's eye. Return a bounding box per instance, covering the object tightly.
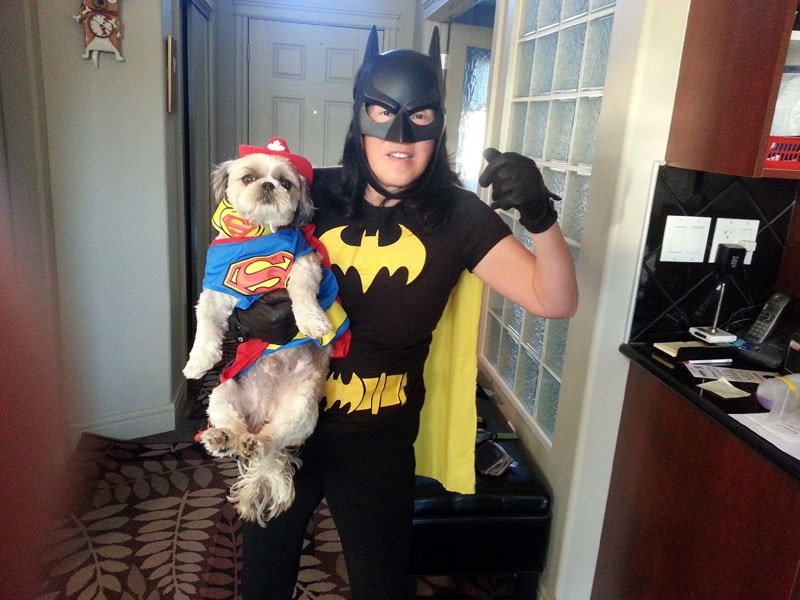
[280,179,293,191]
[242,175,256,185]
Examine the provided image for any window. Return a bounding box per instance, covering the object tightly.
[480,0,615,442]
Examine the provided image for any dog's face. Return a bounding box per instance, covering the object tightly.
[211,154,313,229]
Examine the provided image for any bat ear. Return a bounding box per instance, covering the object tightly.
[428,26,441,64]
[211,161,233,203]
[364,25,380,63]
[290,178,315,227]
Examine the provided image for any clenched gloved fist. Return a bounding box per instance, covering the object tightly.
[478,148,560,234]
[228,289,298,345]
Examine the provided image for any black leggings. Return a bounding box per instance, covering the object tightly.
[241,416,419,600]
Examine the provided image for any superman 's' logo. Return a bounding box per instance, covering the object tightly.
[318,224,425,292]
[212,197,270,238]
[223,251,293,295]
[323,371,408,414]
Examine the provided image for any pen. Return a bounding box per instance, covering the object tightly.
[683,358,733,365]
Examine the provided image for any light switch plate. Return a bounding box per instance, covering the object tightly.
[660,215,712,263]
[708,218,759,264]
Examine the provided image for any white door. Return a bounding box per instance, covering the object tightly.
[247,21,384,167]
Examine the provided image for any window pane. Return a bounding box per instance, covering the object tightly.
[570,243,582,266]
[515,348,540,414]
[522,0,541,35]
[562,171,589,242]
[498,327,519,389]
[538,0,562,28]
[573,95,602,165]
[583,14,614,89]
[523,100,550,160]
[457,46,491,191]
[541,166,566,202]
[531,33,558,95]
[553,23,586,93]
[523,313,546,355]
[544,99,576,162]
[488,288,505,316]
[544,318,570,376]
[484,314,502,365]
[515,40,535,97]
[590,0,615,9]
[503,301,524,336]
[564,0,589,20]
[536,369,561,437]
[509,102,528,153]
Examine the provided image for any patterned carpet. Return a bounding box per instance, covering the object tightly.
[32,434,514,599]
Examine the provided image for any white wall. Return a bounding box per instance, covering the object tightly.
[485,1,691,597]
[37,0,180,438]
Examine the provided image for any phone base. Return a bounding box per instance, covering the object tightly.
[689,326,737,344]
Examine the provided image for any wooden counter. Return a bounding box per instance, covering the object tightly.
[591,346,800,599]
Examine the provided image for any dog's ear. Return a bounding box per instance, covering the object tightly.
[290,178,316,227]
[210,161,234,203]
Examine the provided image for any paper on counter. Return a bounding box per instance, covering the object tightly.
[697,377,751,398]
[731,413,800,461]
[684,364,778,383]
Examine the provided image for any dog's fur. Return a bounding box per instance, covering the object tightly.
[183,153,332,525]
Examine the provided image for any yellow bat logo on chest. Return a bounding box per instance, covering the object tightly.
[318,225,425,292]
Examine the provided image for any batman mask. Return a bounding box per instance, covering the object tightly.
[352,26,446,198]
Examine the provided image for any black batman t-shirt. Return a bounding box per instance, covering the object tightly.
[311,169,511,430]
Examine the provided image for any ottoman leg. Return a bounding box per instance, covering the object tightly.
[513,572,539,599]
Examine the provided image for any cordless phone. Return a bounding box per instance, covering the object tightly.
[742,292,791,345]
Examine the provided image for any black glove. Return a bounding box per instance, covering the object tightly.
[478,148,560,233]
[228,289,298,345]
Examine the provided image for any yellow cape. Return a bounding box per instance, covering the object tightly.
[414,271,482,494]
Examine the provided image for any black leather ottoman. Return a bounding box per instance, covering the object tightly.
[411,390,552,597]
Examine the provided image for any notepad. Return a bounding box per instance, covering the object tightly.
[653,340,711,357]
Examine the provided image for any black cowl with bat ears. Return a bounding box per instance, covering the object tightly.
[352,26,447,200]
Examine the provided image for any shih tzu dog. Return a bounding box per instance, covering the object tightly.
[183,137,349,525]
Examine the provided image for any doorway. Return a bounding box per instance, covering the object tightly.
[183,0,214,337]
[246,20,381,167]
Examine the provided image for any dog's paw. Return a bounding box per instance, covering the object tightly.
[183,346,222,379]
[200,427,236,457]
[183,360,209,380]
[237,433,271,459]
[296,309,332,339]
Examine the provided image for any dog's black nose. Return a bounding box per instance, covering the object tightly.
[262,181,275,191]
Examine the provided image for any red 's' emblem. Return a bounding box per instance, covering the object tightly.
[224,251,294,295]
[222,213,262,237]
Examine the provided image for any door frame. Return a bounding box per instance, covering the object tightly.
[182,0,215,341]
[232,1,401,144]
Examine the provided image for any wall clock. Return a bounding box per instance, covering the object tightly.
[73,0,124,67]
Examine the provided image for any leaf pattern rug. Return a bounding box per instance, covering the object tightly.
[33,434,513,599]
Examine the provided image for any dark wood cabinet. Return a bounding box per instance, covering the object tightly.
[665,0,799,179]
[591,363,800,600]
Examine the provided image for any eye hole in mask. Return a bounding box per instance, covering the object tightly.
[366,103,437,127]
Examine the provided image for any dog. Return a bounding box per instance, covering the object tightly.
[183,137,349,525]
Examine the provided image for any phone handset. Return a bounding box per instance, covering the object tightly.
[742,292,792,344]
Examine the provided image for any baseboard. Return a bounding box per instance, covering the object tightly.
[70,402,176,446]
[69,382,186,446]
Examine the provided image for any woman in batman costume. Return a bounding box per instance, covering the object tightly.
[240,26,578,599]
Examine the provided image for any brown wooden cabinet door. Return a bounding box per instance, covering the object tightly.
[591,363,800,600]
[665,0,798,179]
